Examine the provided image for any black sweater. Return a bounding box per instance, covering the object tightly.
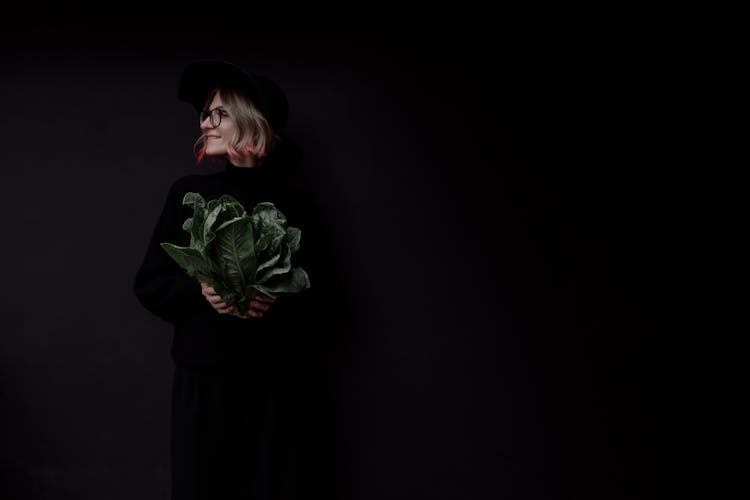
[134,152,319,367]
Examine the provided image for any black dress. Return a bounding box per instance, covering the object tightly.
[134,149,320,500]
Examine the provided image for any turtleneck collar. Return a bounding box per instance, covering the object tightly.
[223,158,273,179]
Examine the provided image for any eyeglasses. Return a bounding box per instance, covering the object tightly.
[199,108,229,128]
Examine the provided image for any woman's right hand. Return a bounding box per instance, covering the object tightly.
[200,282,235,314]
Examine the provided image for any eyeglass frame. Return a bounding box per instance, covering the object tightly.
[199,107,230,128]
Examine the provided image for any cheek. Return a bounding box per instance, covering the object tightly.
[220,124,236,139]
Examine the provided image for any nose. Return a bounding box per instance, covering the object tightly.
[200,116,213,130]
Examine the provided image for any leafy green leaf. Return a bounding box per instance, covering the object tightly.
[206,216,256,297]
[160,192,309,319]
[253,267,310,298]
[159,243,212,282]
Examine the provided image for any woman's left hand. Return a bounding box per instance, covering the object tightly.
[248,294,276,318]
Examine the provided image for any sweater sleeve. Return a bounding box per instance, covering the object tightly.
[133,178,207,324]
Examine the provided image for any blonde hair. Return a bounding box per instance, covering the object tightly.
[194,88,280,164]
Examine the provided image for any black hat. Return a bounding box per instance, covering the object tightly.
[178,60,289,131]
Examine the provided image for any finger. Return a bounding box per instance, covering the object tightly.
[211,300,231,311]
[207,295,225,305]
[255,294,276,303]
[218,305,235,314]
[250,301,270,311]
[247,309,260,318]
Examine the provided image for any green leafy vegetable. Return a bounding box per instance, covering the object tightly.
[160,192,310,318]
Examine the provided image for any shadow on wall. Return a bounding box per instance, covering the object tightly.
[1,379,40,499]
[1,460,38,500]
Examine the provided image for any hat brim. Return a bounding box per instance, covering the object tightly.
[178,60,288,131]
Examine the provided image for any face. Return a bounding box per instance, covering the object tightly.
[200,92,235,157]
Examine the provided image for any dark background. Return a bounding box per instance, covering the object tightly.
[1,8,746,499]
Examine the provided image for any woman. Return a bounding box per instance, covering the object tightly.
[134,60,317,500]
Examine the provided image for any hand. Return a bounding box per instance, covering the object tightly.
[200,282,235,315]
[247,293,276,318]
